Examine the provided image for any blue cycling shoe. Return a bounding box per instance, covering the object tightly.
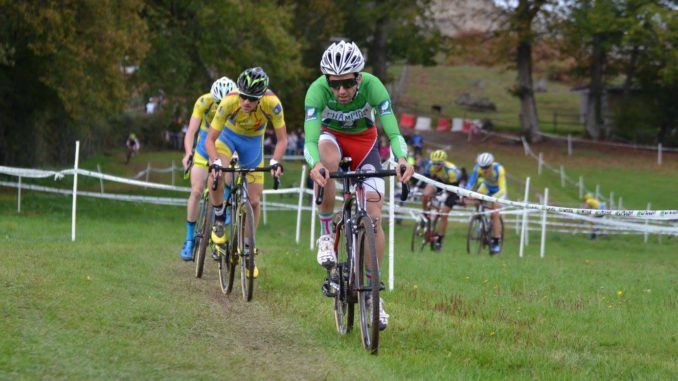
[490,242,501,255]
[180,240,194,261]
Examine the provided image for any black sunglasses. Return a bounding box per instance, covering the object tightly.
[239,94,260,102]
[327,77,358,90]
[480,165,491,170]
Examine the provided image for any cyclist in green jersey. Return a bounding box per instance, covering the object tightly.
[304,41,414,330]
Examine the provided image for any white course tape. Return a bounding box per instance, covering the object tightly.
[409,171,678,220]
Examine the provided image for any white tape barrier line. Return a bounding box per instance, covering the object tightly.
[0,165,191,192]
[130,155,310,179]
[524,149,612,201]
[537,131,678,153]
[0,166,66,180]
[5,161,677,224]
[0,181,186,206]
[5,179,671,236]
[409,171,678,220]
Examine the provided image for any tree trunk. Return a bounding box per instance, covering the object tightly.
[371,12,388,81]
[516,39,541,143]
[623,44,639,98]
[586,33,606,140]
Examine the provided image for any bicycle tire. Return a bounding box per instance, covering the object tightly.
[192,197,206,260]
[238,202,256,301]
[225,213,237,293]
[218,207,237,294]
[356,215,379,354]
[334,221,354,335]
[466,215,484,255]
[194,201,213,278]
[429,215,440,251]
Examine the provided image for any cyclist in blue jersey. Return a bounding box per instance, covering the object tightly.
[465,152,506,255]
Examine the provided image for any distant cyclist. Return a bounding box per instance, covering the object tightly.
[465,152,506,255]
[206,67,288,278]
[304,41,414,330]
[419,149,468,251]
[582,193,604,240]
[125,133,140,164]
[178,76,237,261]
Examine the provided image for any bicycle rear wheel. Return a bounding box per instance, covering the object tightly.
[356,215,379,354]
[333,220,354,335]
[238,202,256,301]
[194,200,213,278]
[466,215,485,255]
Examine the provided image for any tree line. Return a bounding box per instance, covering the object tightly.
[1,0,676,166]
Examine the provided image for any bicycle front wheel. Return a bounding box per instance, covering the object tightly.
[356,215,379,354]
[333,220,354,335]
[194,201,213,278]
[238,202,256,301]
[467,215,485,255]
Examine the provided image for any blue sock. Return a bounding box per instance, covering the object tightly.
[186,221,196,241]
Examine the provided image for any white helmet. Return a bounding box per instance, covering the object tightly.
[477,152,494,167]
[320,41,365,75]
[210,76,237,102]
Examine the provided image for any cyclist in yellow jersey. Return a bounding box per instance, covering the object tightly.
[465,152,507,254]
[179,77,236,261]
[205,67,287,278]
[582,193,603,240]
[420,149,468,251]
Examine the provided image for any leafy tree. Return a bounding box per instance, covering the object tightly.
[341,0,442,81]
[560,0,677,143]
[138,0,307,131]
[0,0,148,165]
[492,0,552,143]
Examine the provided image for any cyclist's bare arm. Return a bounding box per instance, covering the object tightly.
[271,125,288,177]
[183,115,202,169]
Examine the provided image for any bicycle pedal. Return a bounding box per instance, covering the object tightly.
[321,280,338,297]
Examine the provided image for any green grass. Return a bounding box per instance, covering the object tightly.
[391,65,583,135]
[1,148,677,379]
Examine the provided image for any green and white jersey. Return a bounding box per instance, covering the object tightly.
[303,72,408,168]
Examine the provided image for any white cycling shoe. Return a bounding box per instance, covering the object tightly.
[316,234,336,269]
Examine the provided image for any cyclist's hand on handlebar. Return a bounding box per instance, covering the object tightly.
[269,159,283,177]
[310,163,329,187]
[396,158,414,183]
[182,153,192,170]
[210,158,222,178]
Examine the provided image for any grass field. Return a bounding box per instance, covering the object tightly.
[390,65,583,135]
[1,146,677,380]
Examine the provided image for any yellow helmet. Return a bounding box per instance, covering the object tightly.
[430,149,447,162]
[584,193,593,200]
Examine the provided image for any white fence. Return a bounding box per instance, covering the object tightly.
[2,142,677,290]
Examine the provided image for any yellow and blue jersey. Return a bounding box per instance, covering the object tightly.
[210,90,285,136]
[423,161,462,184]
[192,93,219,132]
[467,162,507,198]
[585,198,601,210]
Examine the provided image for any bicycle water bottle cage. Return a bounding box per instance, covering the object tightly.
[340,157,352,171]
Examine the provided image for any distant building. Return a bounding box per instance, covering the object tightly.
[430,0,502,37]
